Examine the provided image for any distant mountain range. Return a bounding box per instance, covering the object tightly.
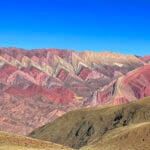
[0,47,149,135]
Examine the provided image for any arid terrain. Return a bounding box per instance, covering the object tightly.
[1,0,149,149]
[29,97,150,150]
[1,97,149,150]
[0,48,149,150]
[0,48,149,135]
[0,131,72,150]
[81,122,150,150]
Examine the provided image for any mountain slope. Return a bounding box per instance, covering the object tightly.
[81,122,150,150]
[29,97,150,149]
[0,131,73,150]
[0,47,149,135]
[90,64,150,106]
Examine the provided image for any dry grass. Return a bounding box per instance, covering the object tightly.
[0,131,73,150]
[29,97,150,149]
[81,122,150,150]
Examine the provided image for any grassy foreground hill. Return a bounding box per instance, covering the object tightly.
[0,131,72,150]
[81,122,150,150]
[29,97,150,149]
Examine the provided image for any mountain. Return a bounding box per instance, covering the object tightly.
[90,64,150,106]
[0,47,149,135]
[141,55,150,63]
[29,97,150,150]
[0,131,72,150]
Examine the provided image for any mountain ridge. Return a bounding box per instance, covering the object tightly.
[0,47,149,135]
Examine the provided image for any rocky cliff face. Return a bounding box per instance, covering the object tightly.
[0,47,148,135]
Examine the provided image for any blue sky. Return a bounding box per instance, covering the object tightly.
[0,0,150,56]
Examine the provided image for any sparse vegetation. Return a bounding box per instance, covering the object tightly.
[81,122,150,150]
[0,131,73,150]
[29,97,150,149]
